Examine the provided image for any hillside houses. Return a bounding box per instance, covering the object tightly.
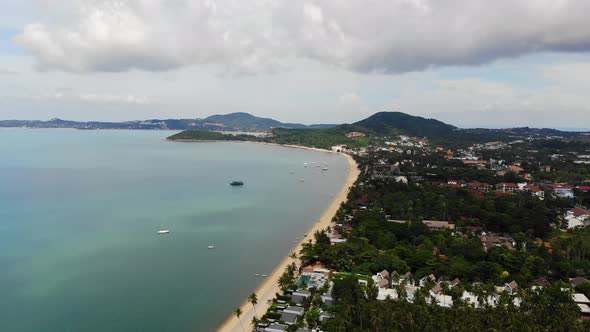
[523,184,545,200]
[496,182,520,192]
[479,232,516,251]
[564,207,590,229]
[422,220,455,231]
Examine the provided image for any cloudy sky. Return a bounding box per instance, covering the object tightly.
[1,0,589,129]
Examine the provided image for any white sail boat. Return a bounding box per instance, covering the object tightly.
[157,224,170,234]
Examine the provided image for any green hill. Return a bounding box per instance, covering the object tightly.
[267,111,460,148]
[352,111,456,137]
[167,111,589,148]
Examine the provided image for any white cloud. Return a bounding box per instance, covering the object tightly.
[78,93,149,104]
[34,88,150,105]
[334,92,372,122]
[13,0,590,74]
[392,72,590,128]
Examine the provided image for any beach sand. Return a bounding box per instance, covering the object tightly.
[216,148,360,332]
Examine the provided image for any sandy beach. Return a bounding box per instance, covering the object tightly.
[216,147,360,332]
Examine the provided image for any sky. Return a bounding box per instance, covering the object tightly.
[0,0,589,129]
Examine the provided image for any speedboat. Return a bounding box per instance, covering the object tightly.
[157,229,170,235]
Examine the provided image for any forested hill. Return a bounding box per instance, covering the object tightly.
[168,111,589,148]
[271,112,587,148]
[352,111,456,137]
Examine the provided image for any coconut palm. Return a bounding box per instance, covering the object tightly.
[251,316,259,330]
[248,293,258,317]
[234,307,244,332]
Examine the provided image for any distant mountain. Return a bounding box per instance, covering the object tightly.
[203,112,285,130]
[0,113,337,131]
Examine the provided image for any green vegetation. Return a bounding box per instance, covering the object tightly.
[293,136,590,331]
[166,130,258,141]
[271,127,367,149]
[325,275,584,331]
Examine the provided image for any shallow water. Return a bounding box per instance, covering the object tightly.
[0,129,348,331]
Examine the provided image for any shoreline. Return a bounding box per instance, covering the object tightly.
[165,138,336,154]
[214,143,360,332]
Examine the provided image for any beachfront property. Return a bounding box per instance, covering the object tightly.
[280,306,305,325]
[264,323,289,332]
[291,290,311,305]
[370,270,527,309]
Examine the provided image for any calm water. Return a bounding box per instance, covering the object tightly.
[0,129,349,332]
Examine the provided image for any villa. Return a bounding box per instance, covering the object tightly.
[291,290,311,305]
[264,323,288,332]
[280,306,305,325]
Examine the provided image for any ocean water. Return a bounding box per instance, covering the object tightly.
[0,129,349,332]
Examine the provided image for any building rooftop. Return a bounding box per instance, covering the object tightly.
[265,323,288,332]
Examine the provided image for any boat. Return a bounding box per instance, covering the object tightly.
[299,179,305,182]
[254,273,260,277]
[208,245,215,249]
[230,181,244,186]
[322,167,328,171]
[261,274,267,277]
[157,229,170,235]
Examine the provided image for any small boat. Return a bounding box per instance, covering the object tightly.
[322,167,328,171]
[299,179,305,182]
[262,274,268,277]
[254,273,260,277]
[157,223,170,234]
[230,181,244,186]
[208,245,215,249]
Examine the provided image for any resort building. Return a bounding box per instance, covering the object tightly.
[280,306,304,325]
[523,184,545,200]
[564,207,590,229]
[345,131,366,138]
[496,183,520,192]
[422,220,455,231]
[291,290,311,305]
[265,323,289,332]
[465,182,492,192]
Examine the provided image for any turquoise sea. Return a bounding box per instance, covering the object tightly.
[0,129,349,332]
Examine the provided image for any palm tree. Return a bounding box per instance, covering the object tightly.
[234,307,244,332]
[248,293,258,317]
[251,316,259,330]
[289,252,298,260]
